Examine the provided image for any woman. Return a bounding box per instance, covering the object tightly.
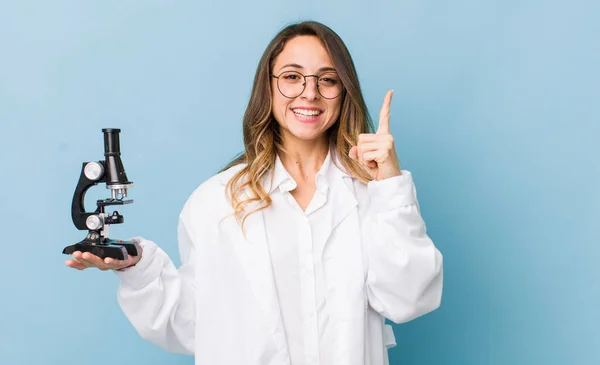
[66,21,443,365]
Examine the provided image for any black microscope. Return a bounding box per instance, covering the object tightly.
[62,128,141,260]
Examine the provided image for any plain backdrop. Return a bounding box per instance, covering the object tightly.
[0,1,598,364]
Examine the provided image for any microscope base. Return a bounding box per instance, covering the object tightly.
[63,239,141,260]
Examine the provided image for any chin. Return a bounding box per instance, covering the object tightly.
[285,123,327,141]
[289,130,322,141]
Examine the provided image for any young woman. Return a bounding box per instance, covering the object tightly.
[66,21,443,365]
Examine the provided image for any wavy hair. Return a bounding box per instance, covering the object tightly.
[220,21,374,228]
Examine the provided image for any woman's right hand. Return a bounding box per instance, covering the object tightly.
[65,249,143,271]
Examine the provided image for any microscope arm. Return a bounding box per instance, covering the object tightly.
[71,161,103,231]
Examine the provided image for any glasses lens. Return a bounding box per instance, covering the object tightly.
[277,71,305,98]
[317,72,343,99]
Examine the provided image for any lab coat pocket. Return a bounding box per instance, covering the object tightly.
[383,324,397,350]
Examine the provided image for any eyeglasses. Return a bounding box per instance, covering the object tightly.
[271,70,343,99]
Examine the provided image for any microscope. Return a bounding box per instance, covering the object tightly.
[62,128,141,260]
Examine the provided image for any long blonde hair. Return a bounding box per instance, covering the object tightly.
[220,21,374,228]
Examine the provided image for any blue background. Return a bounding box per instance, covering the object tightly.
[1,1,598,364]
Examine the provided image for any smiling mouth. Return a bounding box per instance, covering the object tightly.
[292,108,323,120]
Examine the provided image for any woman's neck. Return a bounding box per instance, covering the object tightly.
[278,136,329,183]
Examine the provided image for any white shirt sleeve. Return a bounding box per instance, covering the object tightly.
[113,218,196,354]
[364,171,444,324]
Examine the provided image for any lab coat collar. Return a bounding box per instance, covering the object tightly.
[269,152,295,193]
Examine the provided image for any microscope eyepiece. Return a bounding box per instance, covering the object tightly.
[102,128,122,155]
[102,128,133,193]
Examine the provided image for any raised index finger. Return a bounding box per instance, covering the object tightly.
[376,90,394,135]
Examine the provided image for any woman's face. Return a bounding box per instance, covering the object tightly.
[270,35,342,143]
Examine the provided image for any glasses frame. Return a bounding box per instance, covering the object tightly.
[270,70,344,100]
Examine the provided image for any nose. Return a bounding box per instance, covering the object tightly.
[301,76,319,101]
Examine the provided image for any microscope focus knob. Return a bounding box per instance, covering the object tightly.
[85,215,103,230]
[84,161,104,181]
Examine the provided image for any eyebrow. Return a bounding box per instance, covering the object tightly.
[279,63,337,73]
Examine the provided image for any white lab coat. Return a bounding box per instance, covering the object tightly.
[115,162,443,365]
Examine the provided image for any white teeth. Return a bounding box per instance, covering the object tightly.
[293,109,321,116]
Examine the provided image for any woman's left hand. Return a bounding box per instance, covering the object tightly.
[349,90,402,181]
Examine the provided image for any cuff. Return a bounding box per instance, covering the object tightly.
[113,238,164,290]
[367,170,416,211]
